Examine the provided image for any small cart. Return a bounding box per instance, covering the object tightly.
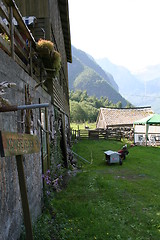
[104,150,122,165]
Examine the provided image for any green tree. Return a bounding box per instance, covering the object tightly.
[80,101,98,122]
[70,90,82,102]
[80,90,88,101]
[70,101,87,122]
[116,101,122,108]
[126,102,133,108]
[104,98,109,107]
[69,90,132,123]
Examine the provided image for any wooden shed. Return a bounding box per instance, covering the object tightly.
[96,107,154,129]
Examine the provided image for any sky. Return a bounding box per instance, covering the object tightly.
[68,0,160,72]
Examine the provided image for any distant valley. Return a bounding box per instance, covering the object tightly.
[96,59,160,113]
[68,46,160,112]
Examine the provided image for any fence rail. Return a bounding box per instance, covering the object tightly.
[71,129,123,141]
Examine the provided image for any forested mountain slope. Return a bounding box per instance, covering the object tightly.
[68,46,129,107]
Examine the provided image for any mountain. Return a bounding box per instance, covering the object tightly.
[96,58,145,97]
[74,66,124,102]
[134,65,160,82]
[68,46,129,107]
[68,47,160,112]
[71,46,119,91]
[132,66,160,113]
[146,77,160,94]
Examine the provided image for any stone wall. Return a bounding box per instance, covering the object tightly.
[0,49,52,240]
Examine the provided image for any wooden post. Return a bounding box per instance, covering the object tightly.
[25,85,31,134]
[0,131,41,240]
[29,41,33,77]
[78,129,80,139]
[39,99,44,187]
[61,114,68,168]
[16,155,33,240]
[45,107,50,169]
[0,101,49,239]
[9,6,14,59]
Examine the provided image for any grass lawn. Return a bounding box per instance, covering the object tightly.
[32,140,160,240]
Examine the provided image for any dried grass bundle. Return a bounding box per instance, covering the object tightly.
[36,39,54,52]
[51,50,61,74]
[36,39,61,77]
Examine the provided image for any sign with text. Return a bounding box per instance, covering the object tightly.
[0,131,40,157]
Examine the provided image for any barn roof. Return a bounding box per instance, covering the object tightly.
[98,107,154,127]
[58,0,72,63]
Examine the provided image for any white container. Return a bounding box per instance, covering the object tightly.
[104,150,122,165]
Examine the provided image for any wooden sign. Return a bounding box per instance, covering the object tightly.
[0,131,40,157]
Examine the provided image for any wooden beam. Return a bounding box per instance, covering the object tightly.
[45,107,50,169]
[9,6,14,59]
[61,114,68,168]
[16,155,33,240]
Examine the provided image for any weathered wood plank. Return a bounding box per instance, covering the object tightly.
[14,40,28,62]
[0,15,10,36]
[16,155,33,240]
[45,107,50,169]
[15,53,29,73]
[0,1,9,20]
[14,27,29,51]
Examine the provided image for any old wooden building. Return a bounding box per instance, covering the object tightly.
[0,0,72,239]
[96,107,154,129]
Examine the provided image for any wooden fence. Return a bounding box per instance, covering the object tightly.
[71,129,122,141]
[71,127,134,141]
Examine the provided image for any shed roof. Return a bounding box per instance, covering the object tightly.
[98,107,154,127]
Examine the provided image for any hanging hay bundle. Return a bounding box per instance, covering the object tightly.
[36,39,61,77]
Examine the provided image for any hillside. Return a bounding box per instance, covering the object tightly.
[96,58,160,113]
[133,66,160,113]
[96,58,145,97]
[74,67,125,102]
[71,46,119,91]
[68,46,129,107]
[68,46,160,112]
[146,77,160,94]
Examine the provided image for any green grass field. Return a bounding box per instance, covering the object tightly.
[31,139,160,240]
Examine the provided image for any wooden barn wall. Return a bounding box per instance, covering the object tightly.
[15,0,49,18]
[15,0,69,88]
[33,18,51,41]
[0,49,53,240]
[15,0,70,116]
[0,0,71,238]
[48,0,69,108]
